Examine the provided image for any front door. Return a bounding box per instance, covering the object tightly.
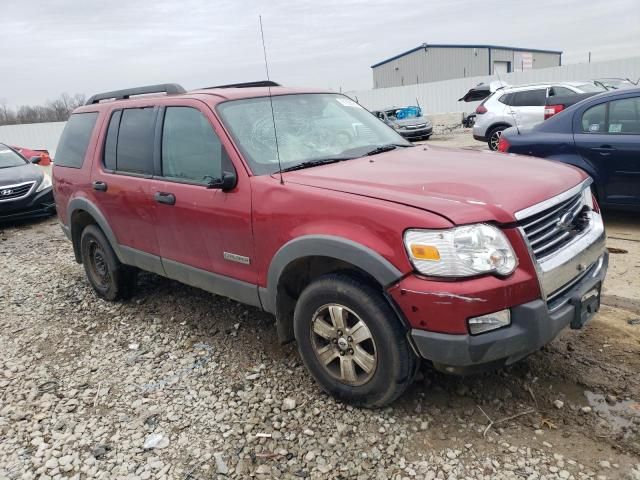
[150,102,257,302]
[575,95,640,206]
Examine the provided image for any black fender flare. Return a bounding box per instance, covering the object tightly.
[259,234,403,315]
[67,197,124,262]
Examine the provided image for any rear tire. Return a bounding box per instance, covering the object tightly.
[293,273,417,408]
[487,125,507,151]
[80,225,137,301]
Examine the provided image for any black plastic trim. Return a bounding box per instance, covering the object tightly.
[86,83,186,105]
[162,258,261,308]
[411,253,607,369]
[260,235,403,314]
[204,81,280,89]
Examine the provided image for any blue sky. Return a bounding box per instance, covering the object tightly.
[2,0,639,106]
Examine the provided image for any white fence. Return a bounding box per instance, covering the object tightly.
[346,56,640,115]
[2,56,639,153]
[0,122,66,157]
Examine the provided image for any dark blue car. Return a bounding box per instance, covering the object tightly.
[500,87,640,211]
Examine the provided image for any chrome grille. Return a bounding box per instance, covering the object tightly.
[0,181,36,202]
[519,191,590,261]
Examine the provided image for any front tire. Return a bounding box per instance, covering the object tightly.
[80,225,137,301]
[487,125,507,151]
[293,273,417,407]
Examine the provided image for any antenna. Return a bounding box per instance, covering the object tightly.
[494,67,520,135]
[259,15,284,185]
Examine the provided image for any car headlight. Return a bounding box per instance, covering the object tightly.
[36,174,52,192]
[404,224,518,277]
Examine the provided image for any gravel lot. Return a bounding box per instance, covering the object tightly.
[1,191,640,478]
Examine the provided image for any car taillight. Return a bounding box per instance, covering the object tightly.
[497,136,510,153]
[544,104,564,120]
[475,105,487,114]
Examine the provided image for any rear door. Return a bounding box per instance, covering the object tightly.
[91,106,164,273]
[574,95,640,206]
[508,88,547,128]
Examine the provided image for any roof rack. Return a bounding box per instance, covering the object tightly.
[203,80,280,90]
[85,83,187,105]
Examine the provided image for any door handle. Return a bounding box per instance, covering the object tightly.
[92,181,108,192]
[154,192,176,205]
[590,145,616,156]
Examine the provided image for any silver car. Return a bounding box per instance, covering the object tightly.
[472,82,605,150]
[372,107,433,141]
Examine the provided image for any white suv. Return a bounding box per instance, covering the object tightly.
[473,82,604,150]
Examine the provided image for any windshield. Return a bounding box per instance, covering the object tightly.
[0,144,27,169]
[217,93,409,175]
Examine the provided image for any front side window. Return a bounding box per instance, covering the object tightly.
[511,89,546,107]
[161,107,227,183]
[116,108,156,175]
[217,93,409,175]
[0,144,28,168]
[55,112,99,168]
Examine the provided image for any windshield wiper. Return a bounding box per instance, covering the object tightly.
[280,157,353,173]
[364,144,410,156]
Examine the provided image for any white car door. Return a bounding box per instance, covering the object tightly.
[507,88,547,129]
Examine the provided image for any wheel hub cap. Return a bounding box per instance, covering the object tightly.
[310,304,378,386]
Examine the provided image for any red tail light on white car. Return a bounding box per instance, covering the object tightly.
[544,104,564,120]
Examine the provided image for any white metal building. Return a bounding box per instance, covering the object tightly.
[371,44,562,89]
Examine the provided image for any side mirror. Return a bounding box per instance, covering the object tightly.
[206,171,237,192]
[30,156,42,164]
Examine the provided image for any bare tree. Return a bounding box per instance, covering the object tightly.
[0,93,86,126]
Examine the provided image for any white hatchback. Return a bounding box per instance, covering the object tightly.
[472,82,604,150]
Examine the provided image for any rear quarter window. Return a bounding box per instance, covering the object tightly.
[55,112,99,168]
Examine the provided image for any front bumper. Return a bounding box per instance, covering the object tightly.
[410,252,608,371]
[399,127,432,139]
[0,187,55,222]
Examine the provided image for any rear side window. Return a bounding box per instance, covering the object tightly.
[161,107,228,183]
[511,89,546,107]
[115,108,156,174]
[549,86,575,97]
[103,110,121,170]
[55,112,98,168]
[581,103,607,133]
[498,93,514,105]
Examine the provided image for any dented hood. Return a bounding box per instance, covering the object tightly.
[283,145,587,225]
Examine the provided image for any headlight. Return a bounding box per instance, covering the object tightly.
[36,174,52,192]
[404,224,518,277]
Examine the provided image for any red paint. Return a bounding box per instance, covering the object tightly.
[12,146,52,165]
[387,228,540,333]
[54,87,588,336]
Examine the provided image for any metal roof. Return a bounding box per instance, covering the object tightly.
[371,44,563,69]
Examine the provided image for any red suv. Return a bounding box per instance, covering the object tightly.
[53,82,608,407]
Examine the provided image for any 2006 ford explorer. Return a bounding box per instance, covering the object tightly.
[53,82,607,407]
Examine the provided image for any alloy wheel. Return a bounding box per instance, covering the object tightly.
[490,130,503,150]
[310,304,377,386]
